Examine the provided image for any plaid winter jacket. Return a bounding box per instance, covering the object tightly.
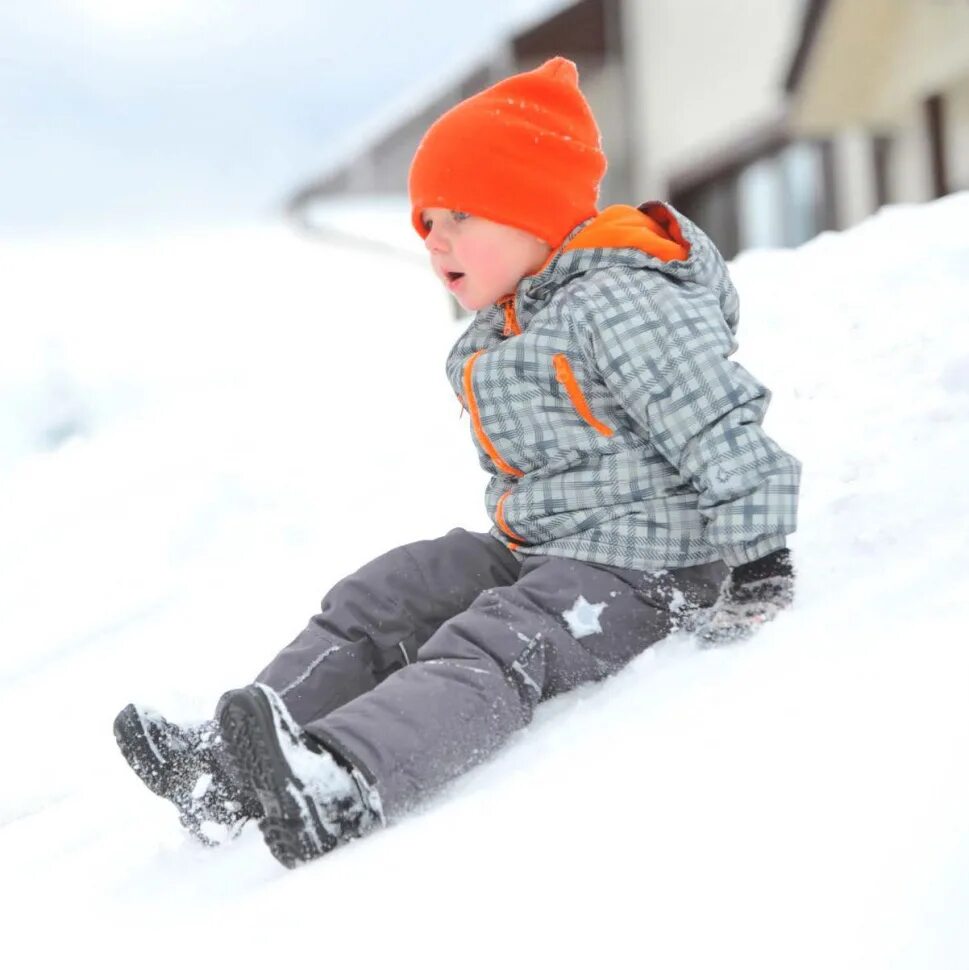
[445,202,801,569]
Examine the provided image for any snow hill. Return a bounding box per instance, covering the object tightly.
[1,195,968,969]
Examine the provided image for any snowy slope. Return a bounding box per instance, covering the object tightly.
[1,196,968,969]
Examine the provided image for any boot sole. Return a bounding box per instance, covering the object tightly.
[218,687,336,868]
[114,703,255,846]
[113,703,177,799]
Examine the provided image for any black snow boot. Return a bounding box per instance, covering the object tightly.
[217,683,383,868]
[113,703,262,846]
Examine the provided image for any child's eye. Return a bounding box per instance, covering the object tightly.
[421,215,433,232]
[451,210,470,222]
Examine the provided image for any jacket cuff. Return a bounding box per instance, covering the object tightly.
[718,534,789,567]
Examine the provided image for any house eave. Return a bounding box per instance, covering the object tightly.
[787,0,969,135]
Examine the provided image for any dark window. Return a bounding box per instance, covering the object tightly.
[871,135,893,208]
[670,134,834,258]
[670,179,741,259]
[925,93,949,198]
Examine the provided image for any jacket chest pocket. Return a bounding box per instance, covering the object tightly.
[552,354,614,437]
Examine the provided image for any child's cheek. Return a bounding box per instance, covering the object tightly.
[473,242,503,280]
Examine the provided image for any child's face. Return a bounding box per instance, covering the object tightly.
[421,208,552,311]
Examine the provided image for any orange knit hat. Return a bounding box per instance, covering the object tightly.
[408,57,607,248]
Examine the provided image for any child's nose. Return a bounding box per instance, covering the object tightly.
[424,227,448,253]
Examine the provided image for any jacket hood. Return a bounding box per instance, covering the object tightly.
[487,202,740,335]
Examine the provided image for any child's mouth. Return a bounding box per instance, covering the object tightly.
[445,271,465,290]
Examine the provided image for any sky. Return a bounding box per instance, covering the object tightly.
[0,0,564,234]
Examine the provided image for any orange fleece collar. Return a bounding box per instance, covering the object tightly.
[564,203,691,263]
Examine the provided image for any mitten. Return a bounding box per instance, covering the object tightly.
[698,548,795,644]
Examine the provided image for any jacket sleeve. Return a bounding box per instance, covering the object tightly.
[574,274,801,566]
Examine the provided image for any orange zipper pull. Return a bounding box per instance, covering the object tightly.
[501,298,522,337]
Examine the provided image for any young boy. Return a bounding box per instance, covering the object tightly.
[113,57,800,867]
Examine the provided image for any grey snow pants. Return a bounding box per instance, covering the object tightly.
[253,528,727,819]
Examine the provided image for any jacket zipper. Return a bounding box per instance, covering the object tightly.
[462,350,524,478]
[552,354,615,437]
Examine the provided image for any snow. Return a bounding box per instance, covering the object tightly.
[190,773,212,800]
[2,193,969,968]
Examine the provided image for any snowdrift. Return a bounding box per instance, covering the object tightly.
[1,194,968,968]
